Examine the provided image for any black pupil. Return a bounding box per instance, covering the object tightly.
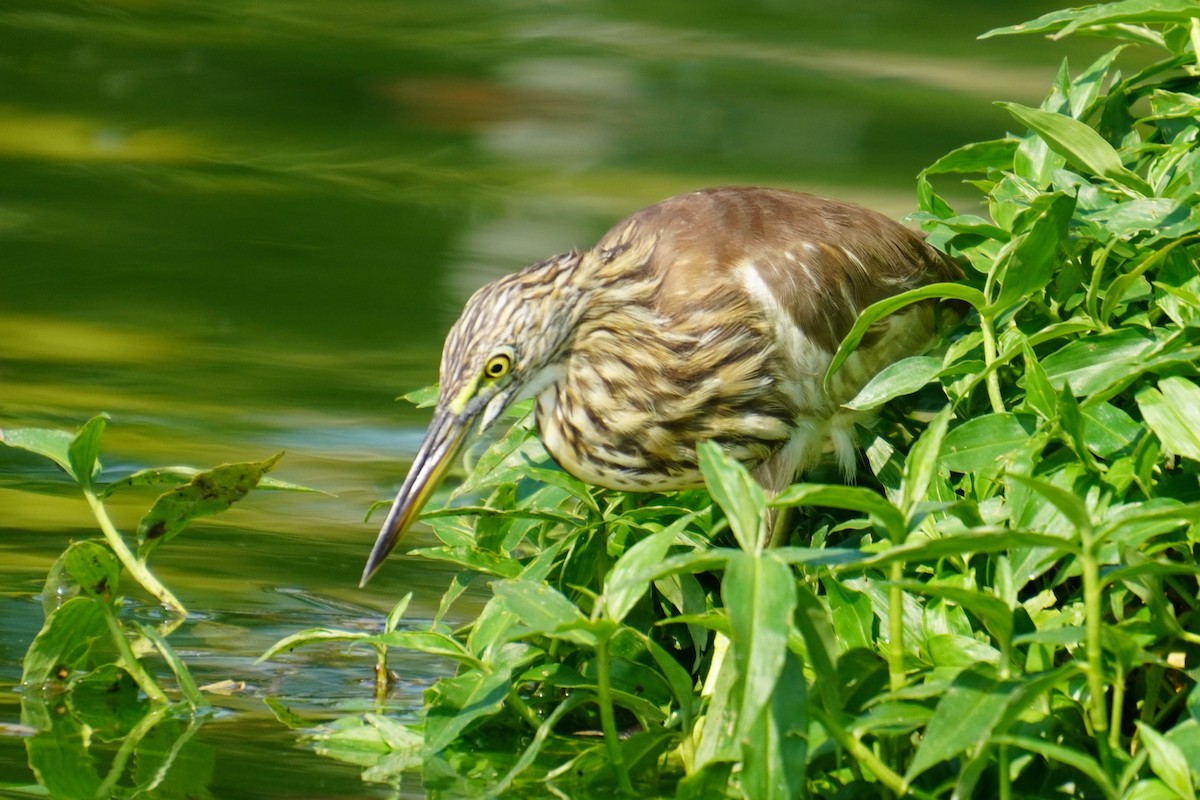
[490,360,505,375]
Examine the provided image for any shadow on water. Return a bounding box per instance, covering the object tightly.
[0,1,1105,795]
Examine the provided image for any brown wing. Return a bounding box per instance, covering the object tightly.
[594,186,962,354]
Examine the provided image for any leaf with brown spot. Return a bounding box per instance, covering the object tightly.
[136,452,283,560]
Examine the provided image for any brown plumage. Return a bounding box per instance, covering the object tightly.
[362,187,962,584]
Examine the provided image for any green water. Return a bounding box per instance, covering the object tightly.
[1,1,1101,796]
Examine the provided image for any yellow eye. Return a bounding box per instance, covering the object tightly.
[483,353,512,379]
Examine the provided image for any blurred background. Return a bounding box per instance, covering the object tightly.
[0,0,1104,794]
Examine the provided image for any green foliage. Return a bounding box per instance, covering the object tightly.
[273,2,1200,796]
[2,415,302,798]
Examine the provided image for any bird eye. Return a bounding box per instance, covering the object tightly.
[483,353,511,379]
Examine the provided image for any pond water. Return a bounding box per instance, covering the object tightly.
[0,1,1103,796]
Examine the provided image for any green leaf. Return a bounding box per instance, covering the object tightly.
[1136,721,1195,800]
[369,631,480,667]
[940,413,1039,473]
[22,596,108,686]
[424,664,513,754]
[1006,472,1093,534]
[385,593,412,634]
[258,628,370,662]
[984,1,1200,40]
[492,580,597,646]
[827,282,987,390]
[137,452,283,559]
[0,425,75,475]
[407,545,523,578]
[722,551,797,741]
[843,356,942,411]
[603,513,696,624]
[698,441,765,553]
[1021,341,1058,420]
[991,193,1075,313]
[401,384,438,408]
[1040,328,1154,397]
[135,621,205,709]
[1137,377,1200,462]
[999,102,1153,195]
[900,405,951,518]
[43,540,120,615]
[905,666,1011,781]
[771,484,905,542]
[920,137,1018,176]
[68,414,109,489]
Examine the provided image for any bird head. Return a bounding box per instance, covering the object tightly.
[360,252,584,585]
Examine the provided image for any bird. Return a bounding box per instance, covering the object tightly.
[361,186,962,585]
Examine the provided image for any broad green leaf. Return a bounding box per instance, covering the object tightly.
[861,529,1080,567]
[895,581,1013,651]
[43,540,120,616]
[492,579,597,646]
[1136,721,1195,800]
[1088,198,1193,239]
[407,545,521,579]
[984,1,1200,40]
[905,666,1011,781]
[137,452,283,559]
[1040,328,1153,397]
[843,356,942,411]
[1137,377,1200,462]
[401,384,438,408]
[827,282,986,388]
[940,413,1039,473]
[1006,472,1093,534]
[741,648,806,800]
[723,551,796,742]
[1080,401,1143,457]
[101,465,322,498]
[0,426,75,475]
[603,512,696,624]
[22,596,108,686]
[999,102,1153,195]
[771,484,905,542]
[68,414,108,489]
[698,441,765,553]
[920,137,1018,176]
[423,664,513,754]
[991,192,1075,313]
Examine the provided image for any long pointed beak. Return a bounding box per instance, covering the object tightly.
[360,409,471,586]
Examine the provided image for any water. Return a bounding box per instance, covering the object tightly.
[0,1,1102,795]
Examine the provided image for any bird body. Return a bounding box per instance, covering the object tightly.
[362,187,961,584]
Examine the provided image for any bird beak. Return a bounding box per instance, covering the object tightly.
[360,408,471,586]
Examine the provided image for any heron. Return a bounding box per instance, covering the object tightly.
[361,186,961,585]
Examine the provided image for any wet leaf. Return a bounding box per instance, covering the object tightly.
[22,596,107,687]
[67,414,108,490]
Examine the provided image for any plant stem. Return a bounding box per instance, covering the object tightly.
[1079,534,1113,772]
[812,706,936,800]
[979,315,1006,414]
[103,604,168,704]
[84,489,186,615]
[595,636,635,795]
[888,561,906,694]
